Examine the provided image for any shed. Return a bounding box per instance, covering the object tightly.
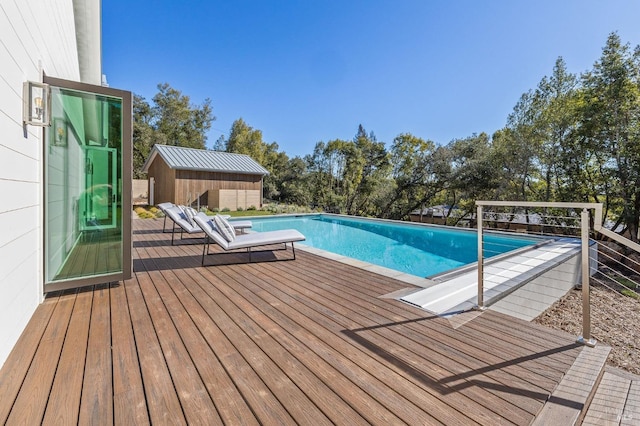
[142,144,269,210]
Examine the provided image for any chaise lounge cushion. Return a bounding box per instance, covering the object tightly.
[179,205,198,227]
[157,202,175,212]
[165,206,201,234]
[194,213,305,251]
[213,214,236,242]
[225,229,306,250]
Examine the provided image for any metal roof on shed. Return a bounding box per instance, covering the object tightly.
[142,144,269,175]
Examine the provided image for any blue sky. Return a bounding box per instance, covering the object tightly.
[103,1,640,158]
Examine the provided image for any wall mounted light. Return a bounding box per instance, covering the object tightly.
[23,81,51,126]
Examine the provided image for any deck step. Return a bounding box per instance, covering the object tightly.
[581,368,640,425]
[533,344,610,426]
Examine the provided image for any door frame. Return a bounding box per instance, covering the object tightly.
[43,75,132,292]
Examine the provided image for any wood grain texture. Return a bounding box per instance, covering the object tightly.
[0,217,621,425]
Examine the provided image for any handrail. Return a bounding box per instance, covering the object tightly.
[476,200,640,256]
[476,200,603,228]
[475,201,616,347]
[596,227,640,252]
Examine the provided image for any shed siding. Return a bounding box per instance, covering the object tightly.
[147,153,264,207]
[175,169,262,206]
[209,189,262,211]
[148,156,175,205]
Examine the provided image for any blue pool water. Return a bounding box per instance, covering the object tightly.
[241,214,539,278]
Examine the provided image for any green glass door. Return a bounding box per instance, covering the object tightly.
[44,77,131,290]
[80,146,117,231]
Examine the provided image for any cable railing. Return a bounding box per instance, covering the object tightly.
[476,201,640,348]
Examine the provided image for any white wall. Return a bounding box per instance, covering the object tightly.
[0,0,90,368]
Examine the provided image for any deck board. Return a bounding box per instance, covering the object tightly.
[79,283,114,424]
[110,278,150,425]
[5,291,76,424]
[125,273,187,425]
[42,287,92,425]
[0,294,58,424]
[0,217,600,425]
[137,269,223,425]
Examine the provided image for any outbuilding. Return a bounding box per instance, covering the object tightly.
[143,144,269,210]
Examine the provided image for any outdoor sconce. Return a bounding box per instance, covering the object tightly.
[23,81,51,126]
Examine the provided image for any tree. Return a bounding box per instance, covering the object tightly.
[278,157,311,205]
[384,133,449,219]
[212,134,227,151]
[224,118,289,200]
[226,118,268,162]
[132,83,216,177]
[530,58,580,202]
[346,125,391,215]
[152,83,214,149]
[132,95,154,178]
[447,133,503,219]
[305,139,351,212]
[579,33,640,241]
[504,90,542,201]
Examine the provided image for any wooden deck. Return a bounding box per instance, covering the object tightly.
[0,217,592,425]
[56,229,122,280]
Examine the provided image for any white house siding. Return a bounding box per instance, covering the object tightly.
[0,0,88,368]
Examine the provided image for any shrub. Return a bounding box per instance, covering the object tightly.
[237,206,244,211]
[221,207,230,212]
[148,206,159,214]
[617,277,637,289]
[263,203,314,214]
[247,205,257,211]
[621,289,640,300]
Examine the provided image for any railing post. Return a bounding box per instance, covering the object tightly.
[578,208,596,347]
[475,204,485,310]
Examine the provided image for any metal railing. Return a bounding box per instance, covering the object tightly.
[186,192,201,211]
[476,201,640,347]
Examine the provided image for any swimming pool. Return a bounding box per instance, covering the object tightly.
[241,214,541,278]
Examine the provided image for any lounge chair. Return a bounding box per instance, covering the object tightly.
[158,202,230,233]
[157,202,175,233]
[164,206,252,245]
[193,213,305,265]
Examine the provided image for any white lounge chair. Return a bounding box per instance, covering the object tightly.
[193,213,305,265]
[156,202,175,233]
[165,206,252,245]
